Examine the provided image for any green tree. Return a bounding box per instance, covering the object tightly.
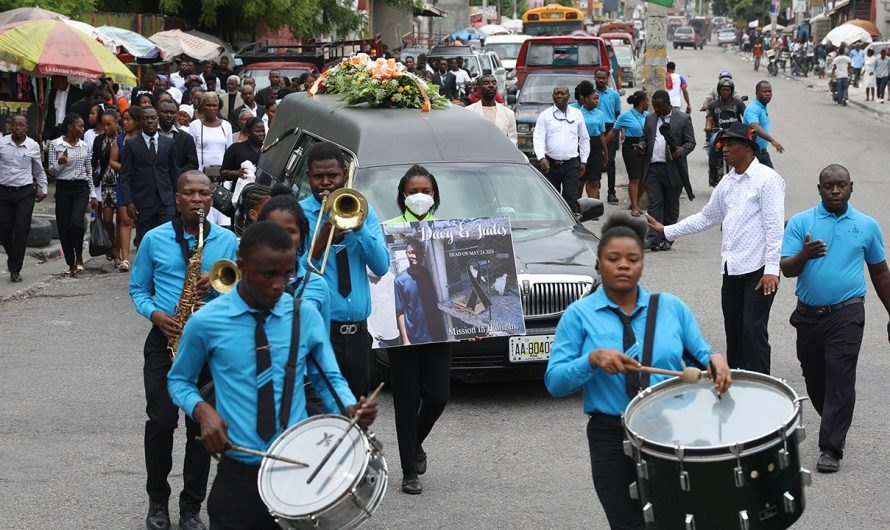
[0,0,97,18]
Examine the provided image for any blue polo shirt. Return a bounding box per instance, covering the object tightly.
[570,101,607,137]
[168,286,356,465]
[300,194,391,323]
[595,87,622,125]
[545,286,712,416]
[613,108,648,138]
[743,99,770,151]
[851,48,865,69]
[129,221,239,320]
[782,202,885,307]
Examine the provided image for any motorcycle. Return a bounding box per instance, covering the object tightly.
[766,49,779,77]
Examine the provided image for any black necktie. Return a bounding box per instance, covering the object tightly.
[253,311,276,441]
[608,307,642,398]
[335,249,351,297]
[149,136,156,157]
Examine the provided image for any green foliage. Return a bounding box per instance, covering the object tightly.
[0,0,97,18]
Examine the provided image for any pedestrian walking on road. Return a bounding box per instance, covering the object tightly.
[605,91,649,216]
[753,39,763,71]
[0,115,48,283]
[465,74,518,145]
[850,43,865,87]
[780,164,890,474]
[863,49,877,101]
[743,81,784,168]
[130,172,239,530]
[831,45,853,105]
[91,109,120,266]
[665,61,691,114]
[534,84,589,213]
[158,99,199,173]
[641,90,695,252]
[570,81,608,201]
[874,48,890,102]
[383,166,452,496]
[48,113,98,276]
[647,122,785,374]
[42,75,83,141]
[113,106,141,271]
[594,69,622,204]
[545,214,731,530]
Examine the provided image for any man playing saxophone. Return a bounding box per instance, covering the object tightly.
[129,170,239,530]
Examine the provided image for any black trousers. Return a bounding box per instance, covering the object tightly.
[330,324,372,399]
[0,184,35,273]
[136,206,175,245]
[54,180,89,267]
[389,342,452,475]
[587,415,644,530]
[721,266,775,374]
[603,123,619,194]
[143,325,211,513]
[790,302,865,458]
[645,163,682,245]
[544,157,580,213]
[755,150,774,168]
[207,458,279,530]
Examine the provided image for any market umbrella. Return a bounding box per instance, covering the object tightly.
[761,24,785,33]
[0,19,136,84]
[149,29,224,61]
[63,19,119,53]
[822,23,873,46]
[0,7,67,26]
[846,19,882,39]
[98,26,166,63]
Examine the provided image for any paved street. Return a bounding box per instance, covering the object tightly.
[3,42,890,529]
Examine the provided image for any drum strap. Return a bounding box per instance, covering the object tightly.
[641,294,660,390]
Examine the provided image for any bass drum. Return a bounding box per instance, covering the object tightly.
[258,415,388,530]
[623,370,811,530]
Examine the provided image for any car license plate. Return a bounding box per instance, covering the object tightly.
[509,335,553,363]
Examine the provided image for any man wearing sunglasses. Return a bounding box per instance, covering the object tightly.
[533,84,589,213]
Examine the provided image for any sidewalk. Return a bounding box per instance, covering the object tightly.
[733,50,890,120]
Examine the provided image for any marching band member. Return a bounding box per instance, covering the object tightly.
[384,165,452,495]
[300,142,390,399]
[545,215,731,530]
[167,221,378,529]
[129,171,239,530]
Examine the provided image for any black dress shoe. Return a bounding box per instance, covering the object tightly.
[658,241,673,251]
[607,192,619,204]
[816,450,840,473]
[179,512,207,530]
[10,272,22,283]
[145,502,171,530]
[401,474,422,495]
[647,241,661,252]
[415,452,428,476]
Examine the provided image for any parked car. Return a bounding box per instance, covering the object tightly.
[242,61,319,90]
[513,35,611,91]
[673,26,704,50]
[258,93,603,382]
[866,41,890,56]
[513,71,595,160]
[718,29,739,46]
[613,44,636,87]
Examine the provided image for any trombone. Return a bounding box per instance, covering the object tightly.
[307,163,368,275]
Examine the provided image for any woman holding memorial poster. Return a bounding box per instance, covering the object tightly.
[384,165,452,496]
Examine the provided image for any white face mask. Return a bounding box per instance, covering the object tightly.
[404,192,435,217]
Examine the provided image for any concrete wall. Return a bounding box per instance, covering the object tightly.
[434,0,471,36]
[372,0,414,49]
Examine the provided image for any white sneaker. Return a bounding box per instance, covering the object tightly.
[881,99,885,104]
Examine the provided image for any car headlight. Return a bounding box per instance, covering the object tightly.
[517,123,533,134]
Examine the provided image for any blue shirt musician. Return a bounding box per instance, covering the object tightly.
[128,171,239,530]
[545,215,731,529]
[300,141,390,400]
[780,164,890,474]
[168,221,378,529]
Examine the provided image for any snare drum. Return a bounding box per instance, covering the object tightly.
[623,370,811,530]
[258,415,388,530]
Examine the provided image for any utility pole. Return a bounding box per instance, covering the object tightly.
[642,3,668,101]
[770,0,779,38]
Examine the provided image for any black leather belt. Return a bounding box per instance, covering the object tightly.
[546,156,579,165]
[0,183,33,192]
[218,456,260,478]
[797,296,864,315]
[331,320,368,335]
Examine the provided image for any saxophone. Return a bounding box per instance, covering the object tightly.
[168,208,206,359]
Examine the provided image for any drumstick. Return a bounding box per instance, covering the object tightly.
[307,382,385,485]
[196,437,309,467]
[627,364,706,384]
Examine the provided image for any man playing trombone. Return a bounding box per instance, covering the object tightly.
[300,142,390,399]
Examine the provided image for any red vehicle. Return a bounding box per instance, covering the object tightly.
[598,22,638,39]
[513,35,611,90]
[242,61,319,90]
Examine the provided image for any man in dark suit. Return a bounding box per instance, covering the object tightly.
[69,80,102,125]
[642,89,696,251]
[119,106,181,243]
[158,99,199,173]
[42,76,83,140]
[431,60,457,100]
[255,70,283,107]
[228,85,264,132]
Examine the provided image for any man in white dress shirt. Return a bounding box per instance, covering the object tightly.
[647,122,785,374]
[533,84,589,213]
[465,75,517,145]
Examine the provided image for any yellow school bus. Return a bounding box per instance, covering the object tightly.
[522,4,585,36]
